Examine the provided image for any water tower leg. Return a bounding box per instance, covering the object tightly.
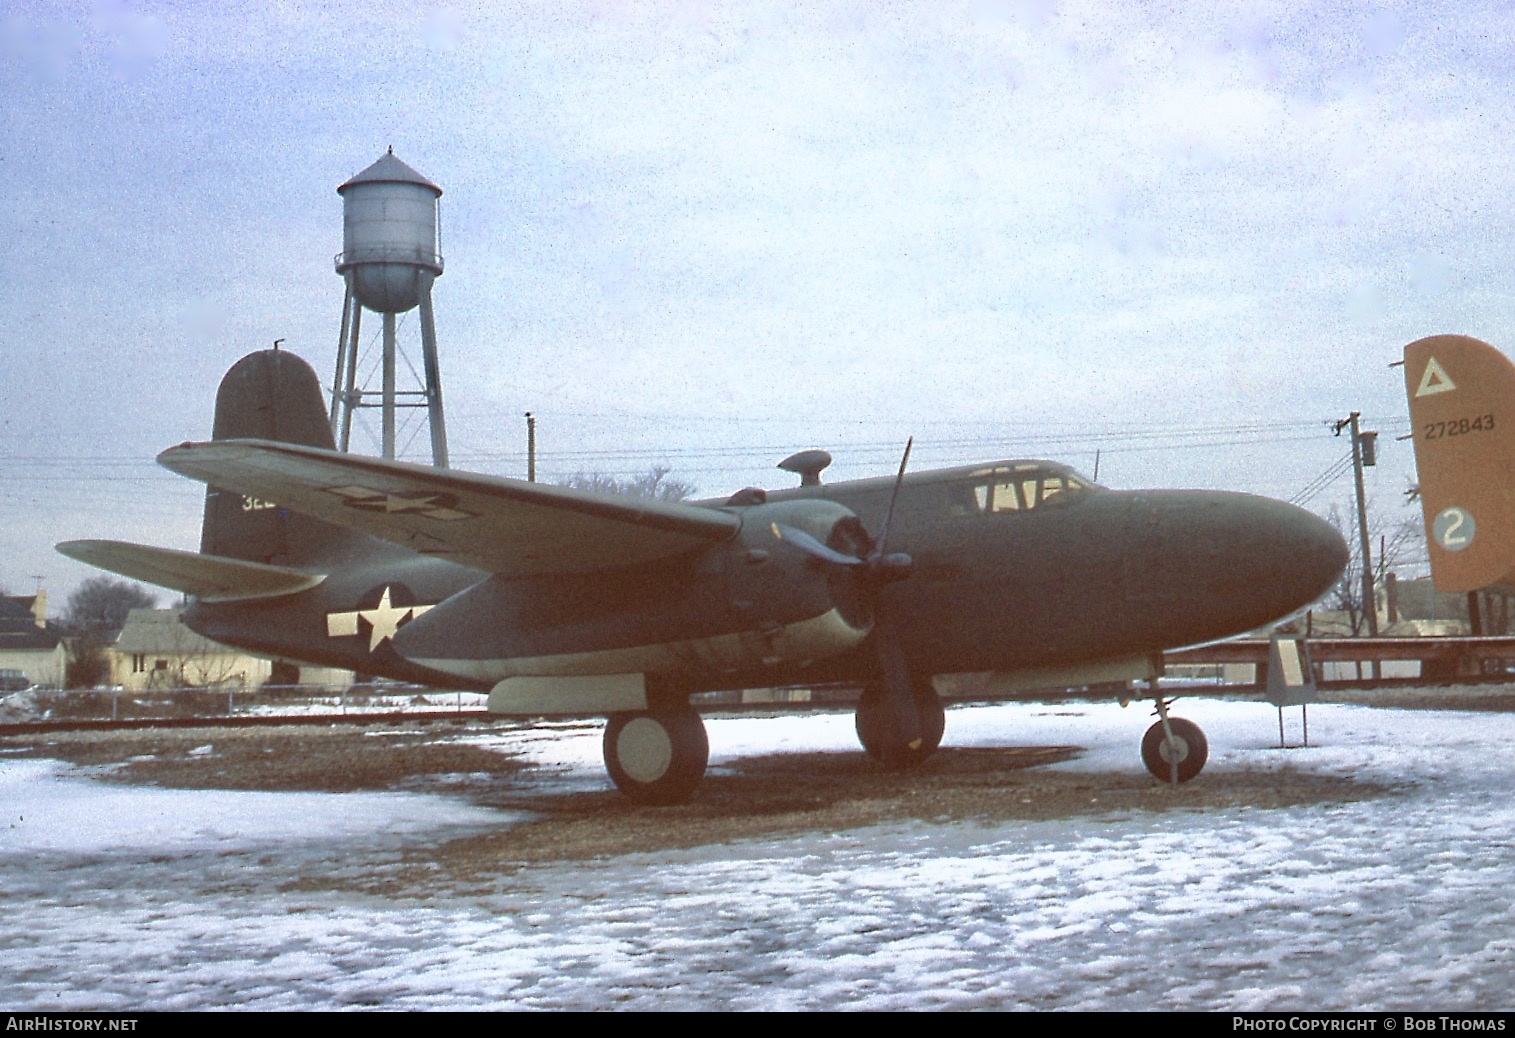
[418,286,448,468]
[382,311,396,460]
[340,304,361,452]
[330,283,354,434]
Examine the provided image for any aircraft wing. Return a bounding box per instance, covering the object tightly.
[56,539,326,602]
[156,439,741,577]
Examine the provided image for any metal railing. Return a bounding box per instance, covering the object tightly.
[334,247,444,274]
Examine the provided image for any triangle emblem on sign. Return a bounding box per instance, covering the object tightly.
[1416,356,1457,397]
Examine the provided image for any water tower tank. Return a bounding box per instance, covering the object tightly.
[335,149,443,314]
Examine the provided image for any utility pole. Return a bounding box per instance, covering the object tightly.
[525,412,536,483]
[1335,413,1380,660]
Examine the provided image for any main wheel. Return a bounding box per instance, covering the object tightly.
[1141,717,1208,783]
[604,706,709,805]
[855,679,946,769]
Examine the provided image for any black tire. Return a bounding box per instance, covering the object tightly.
[1141,717,1208,783]
[604,706,709,805]
[855,680,946,769]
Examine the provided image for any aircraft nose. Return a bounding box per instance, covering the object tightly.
[1128,490,1348,639]
[1259,499,1350,609]
[1201,494,1348,625]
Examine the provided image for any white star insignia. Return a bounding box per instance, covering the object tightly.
[326,485,474,521]
[326,586,434,651]
[359,586,409,651]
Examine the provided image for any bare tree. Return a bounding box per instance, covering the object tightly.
[63,576,156,688]
[146,613,244,690]
[1323,502,1425,634]
[558,465,696,502]
[63,577,156,637]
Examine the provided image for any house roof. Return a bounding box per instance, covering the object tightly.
[112,608,231,655]
[0,595,60,650]
[0,595,39,621]
[0,627,63,651]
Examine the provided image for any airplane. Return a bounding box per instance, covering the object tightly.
[59,349,1348,804]
[1403,334,1515,595]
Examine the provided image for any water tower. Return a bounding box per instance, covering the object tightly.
[329,148,449,466]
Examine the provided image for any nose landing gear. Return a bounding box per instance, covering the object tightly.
[1141,699,1208,784]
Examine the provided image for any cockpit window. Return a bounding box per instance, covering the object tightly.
[980,482,1019,512]
[950,466,1092,516]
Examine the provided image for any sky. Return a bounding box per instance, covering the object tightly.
[3,0,1509,604]
[6,698,1515,1009]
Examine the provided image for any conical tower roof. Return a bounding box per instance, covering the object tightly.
[338,148,442,196]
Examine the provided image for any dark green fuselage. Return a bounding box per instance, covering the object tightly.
[185,461,1347,695]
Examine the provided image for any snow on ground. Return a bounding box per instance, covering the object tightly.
[0,759,509,855]
[4,699,1515,1010]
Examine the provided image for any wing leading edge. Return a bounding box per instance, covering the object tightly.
[156,439,741,578]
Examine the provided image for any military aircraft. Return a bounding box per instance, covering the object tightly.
[60,349,1347,803]
[1403,334,1515,594]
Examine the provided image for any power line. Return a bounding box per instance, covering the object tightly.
[1290,451,1355,506]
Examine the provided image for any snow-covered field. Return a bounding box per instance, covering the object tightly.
[4,699,1514,1010]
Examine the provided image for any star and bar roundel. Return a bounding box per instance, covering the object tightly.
[326,584,435,652]
[326,484,475,521]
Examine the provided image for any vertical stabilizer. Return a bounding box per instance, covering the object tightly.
[1403,334,1515,592]
[200,350,361,567]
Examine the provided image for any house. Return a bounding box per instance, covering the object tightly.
[109,607,352,691]
[0,592,66,688]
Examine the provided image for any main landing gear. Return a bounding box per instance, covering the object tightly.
[855,679,946,769]
[1140,698,1209,784]
[603,704,709,805]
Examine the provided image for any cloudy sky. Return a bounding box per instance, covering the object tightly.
[2,0,1507,603]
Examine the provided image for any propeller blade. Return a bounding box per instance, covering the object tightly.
[771,523,865,567]
[871,437,913,563]
[874,610,923,750]
[867,439,922,750]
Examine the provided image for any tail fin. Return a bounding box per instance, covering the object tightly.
[1403,334,1515,592]
[200,350,361,567]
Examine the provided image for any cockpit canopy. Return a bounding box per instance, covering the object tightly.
[949,462,1097,516]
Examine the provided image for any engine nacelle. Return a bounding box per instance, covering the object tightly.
[719,497,874,658]
[392,497,875,687]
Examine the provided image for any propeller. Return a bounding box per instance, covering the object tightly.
[774,438,914,580]
[770,523,865,567]
[869,437,913,579]
[870,439,922,750]
[775,439,924,752]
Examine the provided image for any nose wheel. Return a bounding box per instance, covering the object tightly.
[1141,714,1208,784]
[604,705,709,805]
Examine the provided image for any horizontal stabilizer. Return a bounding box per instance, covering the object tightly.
[56,539,325,603]
[156,439,741,577]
